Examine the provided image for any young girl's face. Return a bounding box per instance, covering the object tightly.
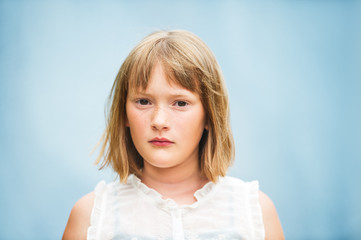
[126,63,207,172]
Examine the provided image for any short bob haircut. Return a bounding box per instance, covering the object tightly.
[97,30,234,182]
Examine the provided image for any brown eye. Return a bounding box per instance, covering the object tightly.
[175,101,188,107]
[137,99,150,105]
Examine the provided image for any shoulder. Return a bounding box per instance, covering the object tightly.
[259,191,285,240]
[223,177,285,239]
[62,192,95,240]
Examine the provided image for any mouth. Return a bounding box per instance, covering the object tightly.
[149,137,174,147]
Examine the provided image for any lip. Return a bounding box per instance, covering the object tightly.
[149,137,174,147]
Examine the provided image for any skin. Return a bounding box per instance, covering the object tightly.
[62,63,284,239]
[62,192,94,240]
[62,191,284,239]
[125,63,208,204]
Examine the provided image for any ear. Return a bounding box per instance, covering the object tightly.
[204,121,208,130]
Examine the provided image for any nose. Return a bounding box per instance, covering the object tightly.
[151,106,169,131]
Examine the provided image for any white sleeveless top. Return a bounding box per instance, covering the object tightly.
[87,175,265,240]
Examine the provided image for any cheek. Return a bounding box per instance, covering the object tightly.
[178,112,206,134]
[127,109,149,133]
[127,113,138,128]
[126,113,143,145]
[125,104,139,127]
[192,109,206,129]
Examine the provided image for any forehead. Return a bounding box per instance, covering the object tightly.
[128,62,200,96]
[132,81,196,99]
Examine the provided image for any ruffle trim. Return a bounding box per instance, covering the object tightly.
[86,176,265,239]
[247,181,266,240]
[128,174,217,212]
[194,180,217,200]
[87,181,107,240]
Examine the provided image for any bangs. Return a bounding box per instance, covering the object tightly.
[99,30,233,182]
[127,35,202,94]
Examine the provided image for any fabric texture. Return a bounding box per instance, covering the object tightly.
[87,175,265,240]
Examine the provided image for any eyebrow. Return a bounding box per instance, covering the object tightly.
[131,92,195,99]
[131,89,195,98]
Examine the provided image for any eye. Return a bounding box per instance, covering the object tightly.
[174,101,188,107]
[136,99,151,105]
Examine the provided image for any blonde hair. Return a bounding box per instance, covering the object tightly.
[97,30,234,182]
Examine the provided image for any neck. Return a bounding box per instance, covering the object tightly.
[140,163,209,205]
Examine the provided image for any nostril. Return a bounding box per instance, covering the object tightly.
[151,107,169,130]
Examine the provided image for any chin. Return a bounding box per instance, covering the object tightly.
[147,161,177,169]
[144,158,179,169]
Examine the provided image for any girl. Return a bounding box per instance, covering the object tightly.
[63,30,284,240]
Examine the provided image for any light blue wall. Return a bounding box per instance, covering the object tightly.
[1,1,360,239]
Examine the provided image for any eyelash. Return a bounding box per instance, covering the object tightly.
[136,99,151,105]
[173,101,188,107]
[135,99,189,107]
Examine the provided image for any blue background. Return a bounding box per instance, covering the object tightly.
[1,0,360,239]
